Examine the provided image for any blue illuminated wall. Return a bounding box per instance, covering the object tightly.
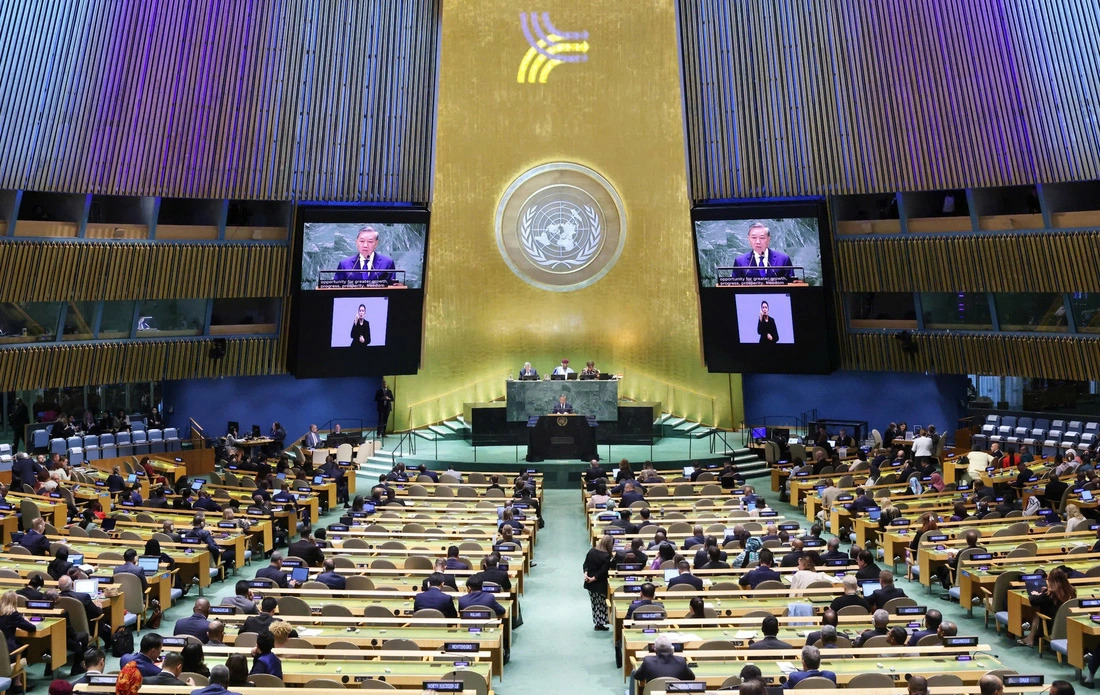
[742,371,968,444]
[162,374,384,445]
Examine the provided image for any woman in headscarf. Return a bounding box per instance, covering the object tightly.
[926,472,946,493]
[115,660,143,695]
[730,536,762,569]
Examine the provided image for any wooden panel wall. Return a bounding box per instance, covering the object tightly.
[835,231,1100,294]
[679,0,1100,199]
[0,241,289,302]
[843,333,1100,381]
[0,0,439,202]
[0,338,283,391]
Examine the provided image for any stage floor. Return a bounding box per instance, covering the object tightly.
[377,435,734,464]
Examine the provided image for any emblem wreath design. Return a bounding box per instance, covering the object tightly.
[519,204,601,269]
[494,162,626,292]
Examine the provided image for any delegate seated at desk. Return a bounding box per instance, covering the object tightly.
[551,395,575,414]
[518,362,539,379]
[551,359,574,377]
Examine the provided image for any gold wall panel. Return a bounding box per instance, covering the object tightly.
[0,338,281,391]
[0,241,288,302]
[840,332,1100,381]
[395,0,740,430]
[836,232,1100,294]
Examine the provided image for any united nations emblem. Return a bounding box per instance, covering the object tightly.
[495,162,626,291]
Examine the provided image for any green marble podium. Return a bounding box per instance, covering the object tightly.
[505,379,619,421]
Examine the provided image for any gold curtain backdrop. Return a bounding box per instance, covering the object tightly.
[395,0,740,431]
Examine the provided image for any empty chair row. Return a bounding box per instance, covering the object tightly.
[41,428,181,463]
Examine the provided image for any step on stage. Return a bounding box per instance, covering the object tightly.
[370,428,762,489]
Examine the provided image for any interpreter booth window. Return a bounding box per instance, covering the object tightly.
[921,292,993,331]
[98,301,137,339]
[994,293,1069,333]
[134,299,206,337]
[210,298,280,335]
[62,301,98,341]
[847,292,916,329]
[1070,293,1100,334]
[0,301,62,344]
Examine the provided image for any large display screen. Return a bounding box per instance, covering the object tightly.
[300,221,427,290]
[693,200,836,374]
[289,206,429,378]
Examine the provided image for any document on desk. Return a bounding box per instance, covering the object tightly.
[734,630,757,640]
[777,662,798,673]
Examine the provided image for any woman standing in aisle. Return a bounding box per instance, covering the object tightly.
[583,535,615,631]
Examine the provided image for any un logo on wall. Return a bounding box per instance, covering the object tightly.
[495,163,626,292]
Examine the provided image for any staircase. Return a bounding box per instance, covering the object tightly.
[655,413,768,480]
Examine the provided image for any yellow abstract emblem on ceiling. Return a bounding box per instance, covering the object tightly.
[517,12,589,84]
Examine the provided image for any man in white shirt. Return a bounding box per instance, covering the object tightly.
[551,359,574,376]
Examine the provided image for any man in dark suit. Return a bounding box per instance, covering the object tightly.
[13,453,44,489]
[820,538,848,564]
[625,583,663,620]
[620,481,645,508]
[289,531,324,567]
[476,553,512,593]
[240,597,279,635]
[518,362,539,379]
[59,576,106,632]
[333,227,395,283]
[74,648,106,684]
[316,559,346,589]
[857,609,890,646]
[855,549,881,580]
[105,465,125,493]
[144,652,189,685]
[256,553,296,588]
[609,509,639,536]
[193,665,242,695]
[681,526,707,550]
[846,487,877,516]
[803,609,840,647]
[413,573,457,618]
[780,538,805,567]
[731,222,794,279]
[906,608,942,645]
[221,581,259,615]
[749,615,792,650]
[584,459,606,490]
[868,571,906,611]
[550,395,574,414]
[739,548,782,588]
[375,381,394,438]
[17,576,45,602]
[632,634,695,683]
[785,645,837,689]
[187,516,224,565]
[693,537,727,569]
[145,487,169,509]
[119,633,163,677]
[20,517,51,555]
[458,575,506,616]
[193,490,222,513]
[113,548,149,594]
[666,561,703,590]
[304,424,323,450]
[173,598,211,643]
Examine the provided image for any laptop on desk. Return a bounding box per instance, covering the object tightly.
[138,556,160,576]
